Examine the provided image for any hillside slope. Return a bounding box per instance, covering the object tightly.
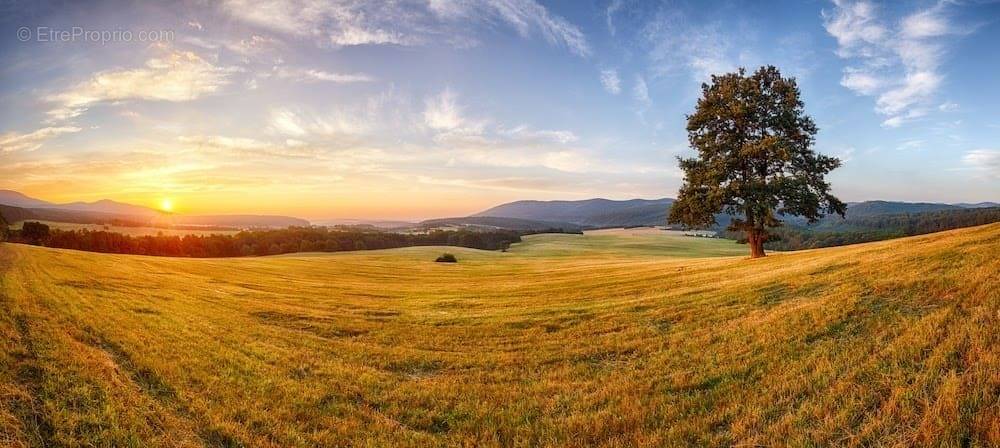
[1,224,998,446]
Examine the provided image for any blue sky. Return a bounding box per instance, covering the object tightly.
[0,0,998,219]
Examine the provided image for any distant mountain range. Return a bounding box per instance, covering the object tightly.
[842,200,962,216]
[952,202,1000,208]
[0,190,161,217]
[473,197,999,229]
[474,198,675,228]
[418,216,584,232]
[2,189,996,233]
[312,218,416,229]
[0,190,309,228]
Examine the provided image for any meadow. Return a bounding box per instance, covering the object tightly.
[510,227,745,258]
[1,224,997,447]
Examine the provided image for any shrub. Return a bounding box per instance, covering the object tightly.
[435,253,457,263]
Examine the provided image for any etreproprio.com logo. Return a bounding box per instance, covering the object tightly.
[17,26,174,44]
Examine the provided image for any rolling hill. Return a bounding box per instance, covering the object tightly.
[0,203,162,226]
[0,190,56,209]
[0,190,162,217]
[474,197,997,230]
[841,200,962,216]
[474,198,674,228]
[0,191,309,229]
[417,216,584,232]
[1,223,997,446]
[953,202,1000,208]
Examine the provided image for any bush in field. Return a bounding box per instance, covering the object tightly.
[435,253,457,263]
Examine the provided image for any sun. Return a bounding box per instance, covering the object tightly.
[159,198,174,212]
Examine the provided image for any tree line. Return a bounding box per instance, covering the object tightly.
[2,222,530,257]
[720,207,1000,251]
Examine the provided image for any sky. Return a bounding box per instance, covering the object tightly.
[0,0,998,220]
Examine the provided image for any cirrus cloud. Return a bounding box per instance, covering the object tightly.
[221,0,589,56]
[0,126,82,153]
[823,0,971,128]
[961,149,1000,179]
[47,49,239,121]
[600,69,621,94]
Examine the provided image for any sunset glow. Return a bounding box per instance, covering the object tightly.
[1,1,998,220]
[2,2,999,445]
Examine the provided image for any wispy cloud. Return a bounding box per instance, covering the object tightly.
[938,101,959,112]
[264,88,406,139]
[220,0,412,46]
[600,69,621,94]
[0,126,81,153]
[900,8,952,39]
[840,67,883,95]
[823,0,887,58]
[605,0,623,36]
[268,107,373,138]
[838,147,856,163]
[221,0,589,56]
[896,139,924,151]
[961,149,1000,179]
[424,89,463,131]
[642,10,743,82]
[46,48,239,121]
[178,135,324,158]
[632,75,651,108]
[500,125,578,144]
[823,0,970,127]
[274,66,373,83]
[420,89,615,174]
[430,0,591,57]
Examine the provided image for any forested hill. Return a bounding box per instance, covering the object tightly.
[723,206,1000,250]
[473,198,994,230]
[418,216,584,233]
[840,200,961,216]
[473,198,674,228]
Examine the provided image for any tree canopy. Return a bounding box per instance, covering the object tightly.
[668,65,845,258]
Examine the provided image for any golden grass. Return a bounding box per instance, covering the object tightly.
[1,224,997,447]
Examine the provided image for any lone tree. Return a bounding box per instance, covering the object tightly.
[668,66,845,258]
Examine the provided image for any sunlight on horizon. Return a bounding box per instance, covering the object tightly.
[1,0,997,220]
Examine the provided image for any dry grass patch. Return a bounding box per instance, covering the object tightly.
[1,224,997,446]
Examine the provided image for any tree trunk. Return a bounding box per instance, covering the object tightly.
[747,229,766,258]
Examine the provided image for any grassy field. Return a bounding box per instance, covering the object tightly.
[1,224,997,447]
[10,220,240,237]
[511,227,745,258]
